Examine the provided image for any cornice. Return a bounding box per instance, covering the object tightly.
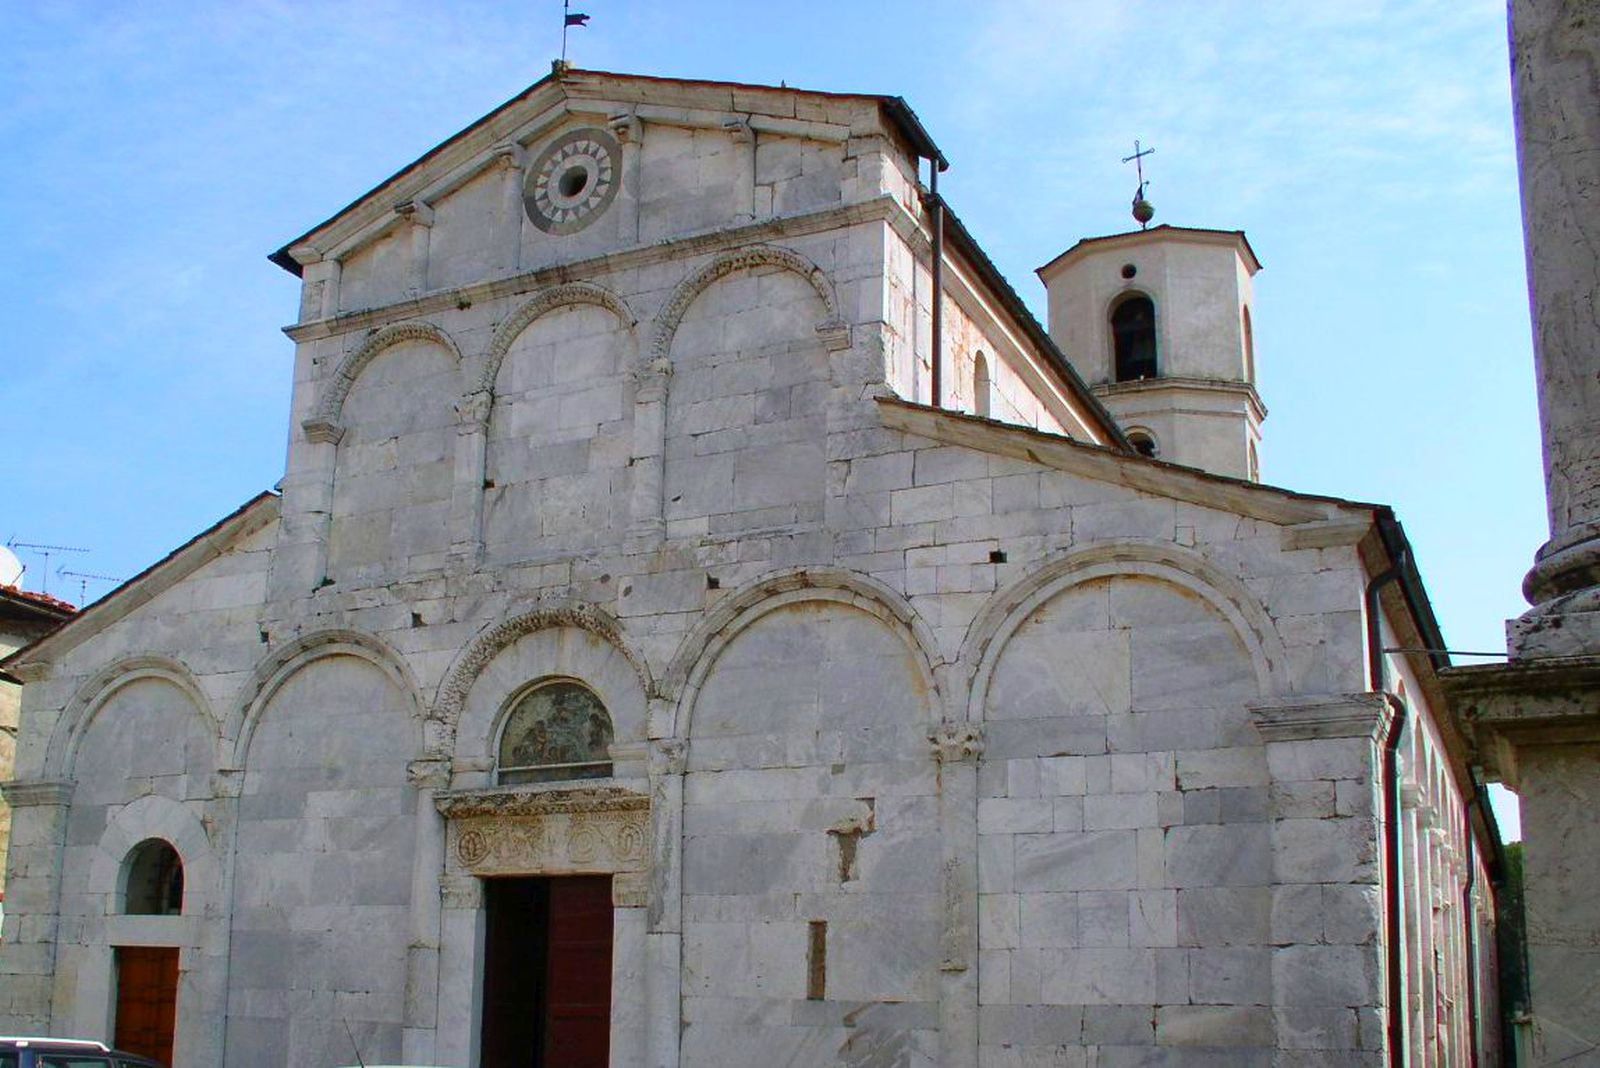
[1248,692,1396,742]
[1,779,75,808]
[284,197,899,344]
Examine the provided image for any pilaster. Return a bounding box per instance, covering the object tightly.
[1249,694,1390,1065]
[0,780,74,1032]
[931,722,981,1068]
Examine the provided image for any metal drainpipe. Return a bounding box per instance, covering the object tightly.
[1368,555,1408,1067]
[928,161,944,408]
[1463,775,1484,1068]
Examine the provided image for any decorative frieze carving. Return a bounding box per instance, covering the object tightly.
[929,723,984,764]
[438,784,649,878]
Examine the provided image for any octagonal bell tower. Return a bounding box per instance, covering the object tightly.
[1037,225,1264,480]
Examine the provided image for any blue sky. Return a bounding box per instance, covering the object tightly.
[3,1,1537,835]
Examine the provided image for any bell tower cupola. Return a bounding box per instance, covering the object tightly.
[1036,225,1265,480]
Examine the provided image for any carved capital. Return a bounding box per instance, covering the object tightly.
[816,320,852,352]
[1,779,75,808]
[395,199,435,227]
[608,112,642,144]
[613,869,648,908]
[725,118,755,144]
[9,661,53,684]
[930,723,984,764]
[301,417,344,445]
[439,872,482,910]
[455,390,492,430]
[494,143,527,169]
[652,739,688,776]
[210,768,245,799]
[407,758,452,791]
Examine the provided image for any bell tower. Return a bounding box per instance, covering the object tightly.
[1036,224,1265,480]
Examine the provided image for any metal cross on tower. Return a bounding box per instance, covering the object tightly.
[1121,140,1156,228]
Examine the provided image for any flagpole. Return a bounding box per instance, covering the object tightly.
[562,0,570,63]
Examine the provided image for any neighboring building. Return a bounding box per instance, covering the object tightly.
[0,548,76,925]
[0,68,1501,1066]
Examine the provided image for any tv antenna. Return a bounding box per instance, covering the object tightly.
[57,568,123,607]
[6,539,89,595]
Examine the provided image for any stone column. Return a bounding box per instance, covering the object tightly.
[1439,9,1600,1065]
[398,201,434,298]
[626,360,672,553]
[495,145,526,275]
[403,759,450,1064]
[449,390,492,570]
[435,872,484,1068]
[726,119,755,224]
[645,736,684,1068]
[1249,694,1391,1066]
[1511,0,1600,609]
[931,723,982,1068]
[0,779,73,1033]
[608,113,643,246]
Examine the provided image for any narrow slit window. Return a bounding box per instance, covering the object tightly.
[973,352,992,418]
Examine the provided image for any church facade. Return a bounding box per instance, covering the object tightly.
[1,69,1500,1067]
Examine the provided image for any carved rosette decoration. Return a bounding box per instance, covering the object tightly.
[437,785,649,879]
[524,127,621,235]
[929,723,984,763]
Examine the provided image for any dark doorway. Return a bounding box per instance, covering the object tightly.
[480,875,613,1068]
[114,945,178,1065]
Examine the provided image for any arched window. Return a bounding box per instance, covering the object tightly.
[1126,429,1159,459]
[1242,305,1256,383]
[124,839,184,916]
[973,352,992,418]
[497,680,615,785]
[1111,294,1158,382]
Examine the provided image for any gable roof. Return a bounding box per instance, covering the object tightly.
[269,66,948,276]
[0,493,280,672]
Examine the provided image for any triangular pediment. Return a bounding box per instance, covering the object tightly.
[271,68,939,277]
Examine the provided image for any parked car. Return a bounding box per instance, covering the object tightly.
[0,1038,163,1068]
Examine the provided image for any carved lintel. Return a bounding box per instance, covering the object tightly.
[407,758,452,791]
[445,791,650,878]
[929,723,984,764]
[455,390,492,431]
[613,869,648,908]
[1,780,74,808]
[301,418,344,445]
[435,784,648,821]
[816,320,852,352]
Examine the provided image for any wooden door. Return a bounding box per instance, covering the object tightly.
[543,876,612,1068]
[115,945,178,1065]
[479,876,612,1068]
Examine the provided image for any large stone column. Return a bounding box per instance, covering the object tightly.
[1513,0,1600,613]
[1440,5,1600,1064]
